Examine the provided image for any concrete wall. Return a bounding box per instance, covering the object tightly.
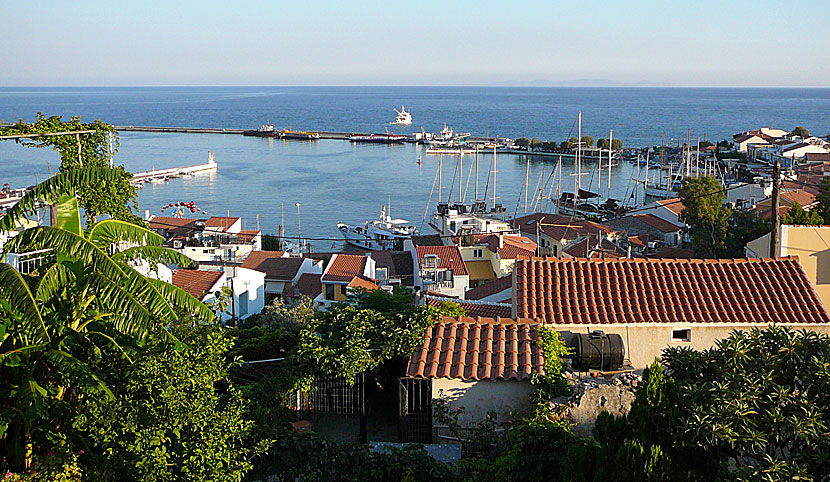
[555,323,830,370]
[432,378,535,427]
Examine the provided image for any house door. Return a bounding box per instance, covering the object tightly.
[398,378,432,443]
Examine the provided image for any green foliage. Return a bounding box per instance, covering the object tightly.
[781,201,825,225]
[0,169,215,470]
[677,176,731,257]
[724,209,770,257]
[611,138,623,150]
[435,300,467,318]
[515,137,530,148]
[0,114,140,225]
[791,126,809,138]
[581,136,594,148]
[248,429,456,481]
[74,323,269,482]
[597,138,609,149]
[530,326,571,409]
[816,178,830,222]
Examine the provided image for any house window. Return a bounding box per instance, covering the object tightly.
[672,329,691,342]
[473,248,483,258]
[340,285,347,296]
[325,284,335,300]
[552,245,557,256]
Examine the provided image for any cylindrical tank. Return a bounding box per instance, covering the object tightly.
[570,331,625,371]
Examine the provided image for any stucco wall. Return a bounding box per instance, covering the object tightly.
[432,378,535,428]
[555,323,830,370]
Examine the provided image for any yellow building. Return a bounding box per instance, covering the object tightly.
[746,225,830,309]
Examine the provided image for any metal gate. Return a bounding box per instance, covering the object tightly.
[298,373,367,442]
[398,378,433,443]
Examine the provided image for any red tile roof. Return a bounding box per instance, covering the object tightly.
[172,269,224,300]
[563,238,627,259]
[237,229,261,243]
[406,316,544,381]
[426,297,512,319]
[148,216,200,230]
[285,273,322,299]
[241,251,302,280]
[205,216,240,231]
[484,234,537,259]
[466,275,512,300]
[781,190,818,207]
[633,213,683,233]
[805,153,830,162]
[514,257,830,325]
[417,245,469,276]
[348,275,380,291]
[655,198,686,216]
[322,254,368,283]
[511,213,616,241]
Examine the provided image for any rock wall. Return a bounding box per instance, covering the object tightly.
[551,372,641,437]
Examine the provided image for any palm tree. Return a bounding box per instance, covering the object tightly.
[0,168,215,469]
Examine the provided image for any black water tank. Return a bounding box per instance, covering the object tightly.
[571,331,625,371]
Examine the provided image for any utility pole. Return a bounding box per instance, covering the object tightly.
[769,159,781,256]
[295,202,302,250]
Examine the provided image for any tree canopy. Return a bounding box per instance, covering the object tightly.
[0,114,140,225]
[791,126,809,138]
[677,176,730,257]
[781,201,825,225]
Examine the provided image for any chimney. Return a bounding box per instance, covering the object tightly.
[498,235,504,249]
[144,209,150,221]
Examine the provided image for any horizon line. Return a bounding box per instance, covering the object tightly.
[3,84,830,89]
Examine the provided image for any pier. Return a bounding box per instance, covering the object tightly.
[130,152,218,185]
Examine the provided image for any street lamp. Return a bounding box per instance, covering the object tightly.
[295,202,302,249]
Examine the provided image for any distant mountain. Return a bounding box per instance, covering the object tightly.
[489,79,672,87]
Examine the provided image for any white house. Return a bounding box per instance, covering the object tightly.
[242,250,323,303]
[410,245,470,298]
[171,267,265,322]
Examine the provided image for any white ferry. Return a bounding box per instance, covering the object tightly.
[337,205,417,250]
[390,106,412,125]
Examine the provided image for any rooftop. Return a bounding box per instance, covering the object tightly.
[322,253,368,283]
[172,269,224,300]
[465,275,512,300]
[204,216,240,231]
[417,245,469,276]
[514,257,830,325]
[406,316,544,381]
[655,198,686,216]
[241,251,301,280]
[426,297,512,319]
[286,272,322,299]
[483,234,537,259]
[511,213,616,241]
[632,213,683,233]
[563,237,627,259]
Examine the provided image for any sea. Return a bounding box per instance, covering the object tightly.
[1,87,829,246]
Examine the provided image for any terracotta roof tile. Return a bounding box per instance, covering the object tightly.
[287,273,322,299]
[656,198,686,216]
[563,238,627,259]
[406,316,544,381]
[172,269,224,300]
[205,216,240,231]
[347,275,380,291]
[241,251,301,280]
[426,297,512,319]
[322,254,368,283]
[514,257,830,325]
[483,235,537,259]
[511,213,616,241]
[237,229,261,243]
[417,246,469,276]
[633,213,683,233]
[466,275,512,300]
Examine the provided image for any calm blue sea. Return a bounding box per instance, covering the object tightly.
[1,87,829,244]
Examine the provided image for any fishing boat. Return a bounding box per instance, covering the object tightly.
[349,132,406,144]
[337,205,417,250]
[390,106,413,125]
[279,129,320,140]
[243,121,276,137]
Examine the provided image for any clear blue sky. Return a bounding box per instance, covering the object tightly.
[2,1,827,87]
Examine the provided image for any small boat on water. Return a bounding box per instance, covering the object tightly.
[349,133,406,144]
[337,205,417,250]
[243,121,276,137]
[390,106,412,125]
[279,129,320,140]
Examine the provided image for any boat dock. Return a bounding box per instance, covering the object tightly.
[130,152,218,185]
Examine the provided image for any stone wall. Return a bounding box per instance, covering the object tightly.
[551,372,641,437]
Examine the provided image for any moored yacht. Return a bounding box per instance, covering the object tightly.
[337,205,417,250]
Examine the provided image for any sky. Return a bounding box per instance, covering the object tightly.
[2,1,828,87]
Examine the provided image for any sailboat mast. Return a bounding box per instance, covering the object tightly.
[492,144,497,209]
[576,111,582,196]
[475,149,479,200]
[525,157,530,213]
[608,129,613,195]
[439,155,443,203]
[459,152,463,203]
